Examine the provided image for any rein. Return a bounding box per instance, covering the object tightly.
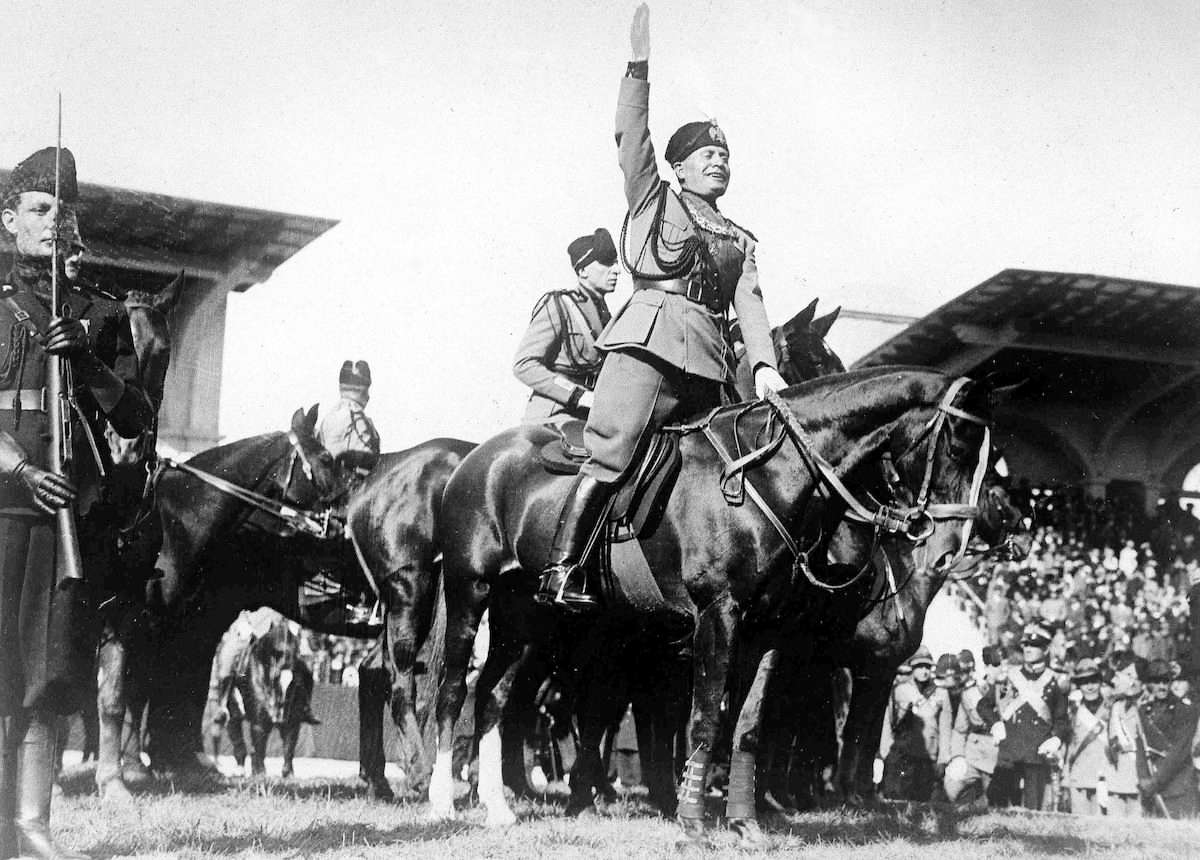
[694,377,991,594]
[159,431,339,539]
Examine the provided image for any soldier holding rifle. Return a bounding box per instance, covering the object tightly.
[0,145,152,859]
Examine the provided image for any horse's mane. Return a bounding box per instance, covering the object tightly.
[184,431,288,469]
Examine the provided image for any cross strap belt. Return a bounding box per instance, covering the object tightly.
[0,388,46,412]
[634,277,724,314]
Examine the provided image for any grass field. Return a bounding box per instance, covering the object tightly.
[52,768,1200,859]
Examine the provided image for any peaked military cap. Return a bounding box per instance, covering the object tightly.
[665,120,728,165]
[935,654,959,679]
[909,645,934,668]
[568,228,617,271]
[1072,658,1102,683]
[339,359,372,389]
[5,147,78,203]
[1021,624,1052,649]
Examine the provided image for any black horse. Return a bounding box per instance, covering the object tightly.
[428,367,1007,844]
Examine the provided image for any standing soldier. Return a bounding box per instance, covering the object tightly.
[1106,653,1145,818]
[1136,659,1199,818]
[985,625,1069,810]
[1064,658,1110,815]
[944,657,1001,810]
[0,147,152,859]
[512,229,618,424]
[315,360,380,479]
[879,646,953,801]
[538,2,787,609]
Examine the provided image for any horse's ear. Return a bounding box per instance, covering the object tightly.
[154,269,184,314]
[980,371,1026,408]
[795,297,818,328]
[812,306,841,338]
[304,403,320,434]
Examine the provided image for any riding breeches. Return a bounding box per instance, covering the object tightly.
[581,350,723,484]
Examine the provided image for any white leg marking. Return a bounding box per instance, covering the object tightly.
[427,748,455,821]
[478,725,516,827]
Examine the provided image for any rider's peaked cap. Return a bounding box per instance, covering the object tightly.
[5,147,77,203]
[339,359,371,389]
[568,228,617,271]
[909,646,934,668]
[665,120,728,165]
[1020,624,1052,649]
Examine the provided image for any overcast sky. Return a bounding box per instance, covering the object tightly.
[4,1,1198,450]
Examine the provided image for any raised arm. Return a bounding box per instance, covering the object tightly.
[616,4,663,214]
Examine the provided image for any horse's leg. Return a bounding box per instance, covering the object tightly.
[838,666,894,805]
[384,566,439,790]
[227,689,248,774]
[471,627,530,828]
[95,622,133,803]
[248,707,268,778]
[357,641,394,800]
[725,639,781,847]
[567,644,629,817]
[678,595,737,839]
[429,571,490,822]
[281,720,298,779]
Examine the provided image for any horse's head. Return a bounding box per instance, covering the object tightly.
[972,476,1032,563]
[284,404,346,506]
[250,618,301,726]
[775,298,845,384]
[106,271,182,466]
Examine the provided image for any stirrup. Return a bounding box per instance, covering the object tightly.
[536,564,600,614]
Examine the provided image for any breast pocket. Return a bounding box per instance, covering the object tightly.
[599,293,663,348]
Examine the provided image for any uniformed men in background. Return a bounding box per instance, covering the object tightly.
[1136,658,1199,818]
[880,646,953,801]
[315,359,380,479]
[984,624,1069,810]
[1063,658,1109,815]
[944,654,1001,809]
[1105,653,1145,818]
[0,147,153,859]
[512,229,617,424]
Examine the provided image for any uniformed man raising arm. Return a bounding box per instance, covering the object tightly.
[513,229,617,424]
[538,3,787,609]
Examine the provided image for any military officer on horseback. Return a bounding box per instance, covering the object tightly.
[0,146,153,859]
[538,2,787,609]
[315,359,380,480]
[512,228,617,424]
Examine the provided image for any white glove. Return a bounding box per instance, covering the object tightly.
[754,366,787,399]
[1037,736,1062,757]
[873,756,885,785]
[945,756,969,783]
[578,390,595,410]
[990,722,1007,742]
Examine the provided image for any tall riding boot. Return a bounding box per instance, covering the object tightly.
[0,717,19,860]
[536,475,613,612]
[14,714,89,860]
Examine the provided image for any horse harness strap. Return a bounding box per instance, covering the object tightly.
[160,445,335,540]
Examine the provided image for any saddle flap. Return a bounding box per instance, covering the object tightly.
[535,419,590,475]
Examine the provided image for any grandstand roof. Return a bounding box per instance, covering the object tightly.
[0,172,338,293]
[854,269,1200,405]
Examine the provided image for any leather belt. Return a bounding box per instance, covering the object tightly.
[635,277,724,314]
[0,388,47,412]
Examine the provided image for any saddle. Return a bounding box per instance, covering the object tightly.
[536,419,683,613]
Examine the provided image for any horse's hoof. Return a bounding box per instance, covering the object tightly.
[281,768,294,780]
[99,779,134,805]
[675,815,709,846]
[729,817,769,849]
[122,763,153,787]
[365,779,396,802]
[483,806,517,828]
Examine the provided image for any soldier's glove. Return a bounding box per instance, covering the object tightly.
[945,756,969,782]
[1036,736,1062,758]
[754,366,788,399]
[989,722,1007,742]
[42,316,92,357]
[13,459,77,514]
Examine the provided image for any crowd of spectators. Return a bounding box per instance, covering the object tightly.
[301,633,371,687]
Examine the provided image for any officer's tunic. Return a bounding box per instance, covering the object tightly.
[984,665,1069,810]
[1107,697,1144,818]
[512,287,609,423]
[1065,698,1110,815]
[315,396,380,469]
[580,72,778,483]
[944,682,1000,805]
[1138,693,1199,817]
[0,261,151,716]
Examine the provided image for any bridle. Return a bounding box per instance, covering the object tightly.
[158,430,342,539]
[697,377,991,594]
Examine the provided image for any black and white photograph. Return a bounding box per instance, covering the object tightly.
[0,1,1198,857]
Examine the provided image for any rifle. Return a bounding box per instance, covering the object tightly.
[47,94,85,582]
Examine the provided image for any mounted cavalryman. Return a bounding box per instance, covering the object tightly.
[512,228,618,424]
[0,146,152,859]
[537,2,787,610]
[315,359,381,482]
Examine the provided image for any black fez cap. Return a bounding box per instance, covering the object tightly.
[664,120,728,165]
[339,360,371,389]
[5,147,78,203]
[1144,659,1173,683]
[567,228,617,271]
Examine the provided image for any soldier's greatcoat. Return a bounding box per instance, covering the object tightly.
[512,287,609,423]
[0,261,151,716]
[1138,693,1200,816]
